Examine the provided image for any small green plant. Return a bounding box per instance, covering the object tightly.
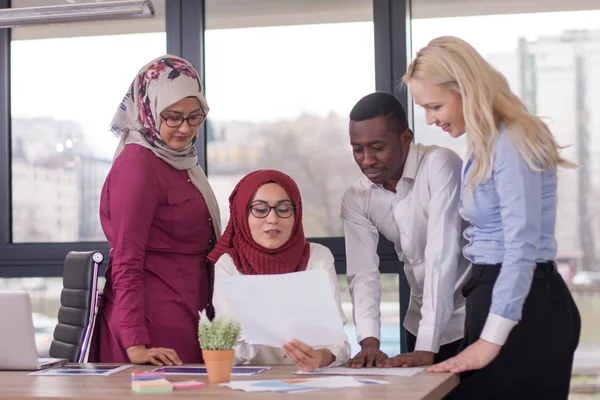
[198,309,241,350]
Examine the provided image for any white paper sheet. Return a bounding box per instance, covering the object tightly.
[28,364,131,376]
[220,376,389,393]
[297,367,424,377]
[151,366,270,375]
[219,269,346,348]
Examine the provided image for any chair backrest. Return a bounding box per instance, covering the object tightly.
[49,251,103,363]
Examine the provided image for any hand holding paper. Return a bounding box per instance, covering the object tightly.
[283,339,335,372]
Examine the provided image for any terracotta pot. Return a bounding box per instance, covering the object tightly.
[202,349,235,383]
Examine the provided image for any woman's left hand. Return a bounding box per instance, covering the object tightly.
[427,339,501,374]
[283,339,335,372]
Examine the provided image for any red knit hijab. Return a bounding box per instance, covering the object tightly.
[207,170,310,275]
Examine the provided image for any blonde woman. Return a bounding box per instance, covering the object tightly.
[403,36,580,399]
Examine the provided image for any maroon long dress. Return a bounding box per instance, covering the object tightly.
[90,144,213,364]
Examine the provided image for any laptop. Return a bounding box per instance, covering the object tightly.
[0,291,68,370]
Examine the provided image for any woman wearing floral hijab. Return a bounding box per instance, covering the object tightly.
[91,55,221,366]
[208,170,350,372]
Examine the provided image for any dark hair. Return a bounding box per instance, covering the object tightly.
[349,92,409,133]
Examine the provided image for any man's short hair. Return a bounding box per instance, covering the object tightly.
[349,92,409,134]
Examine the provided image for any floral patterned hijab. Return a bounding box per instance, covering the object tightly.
[110,55,221,238]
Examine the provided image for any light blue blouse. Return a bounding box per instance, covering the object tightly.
[461,127,557,323]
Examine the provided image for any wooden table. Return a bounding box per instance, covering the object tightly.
[0,364,459,399]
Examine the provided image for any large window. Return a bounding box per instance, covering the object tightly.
[203,0,403,356]
[10,0,167,243]
[411,0,600,394]
[5,2,594,380]
[204,0,375,238]
[5,0,167,355]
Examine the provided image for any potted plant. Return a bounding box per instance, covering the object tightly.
[198,310,241,384]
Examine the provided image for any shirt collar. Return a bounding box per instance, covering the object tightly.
[402,142,419,181]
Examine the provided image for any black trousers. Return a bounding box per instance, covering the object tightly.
[406,331,462,364]
[445,262,581,400]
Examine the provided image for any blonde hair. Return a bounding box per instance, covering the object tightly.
[403,36,575,193]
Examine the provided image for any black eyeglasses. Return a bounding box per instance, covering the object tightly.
[249,202,295,219]
[161,114,206,128]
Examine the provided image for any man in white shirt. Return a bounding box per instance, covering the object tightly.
[343,92,470,368]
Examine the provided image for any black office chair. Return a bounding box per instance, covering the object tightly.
[49,251,104,363]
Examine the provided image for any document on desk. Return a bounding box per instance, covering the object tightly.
[297,367,424,377]
[29,364,131,376]
[219,269,346,348]
[152,366,270,375]
[221,376,390,393]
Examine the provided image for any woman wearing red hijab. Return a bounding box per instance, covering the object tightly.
[208,170,350,372]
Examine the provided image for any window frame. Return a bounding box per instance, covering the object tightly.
[0,0,192,276]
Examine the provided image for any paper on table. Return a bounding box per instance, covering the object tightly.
[151,366,270,375]
[220,376,389,393]
[28,364,131,376]
[297,367,424,377]
[219,269,346,348]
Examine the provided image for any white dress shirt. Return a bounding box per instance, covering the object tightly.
[212,242,351,367]
[341,143,471,353]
